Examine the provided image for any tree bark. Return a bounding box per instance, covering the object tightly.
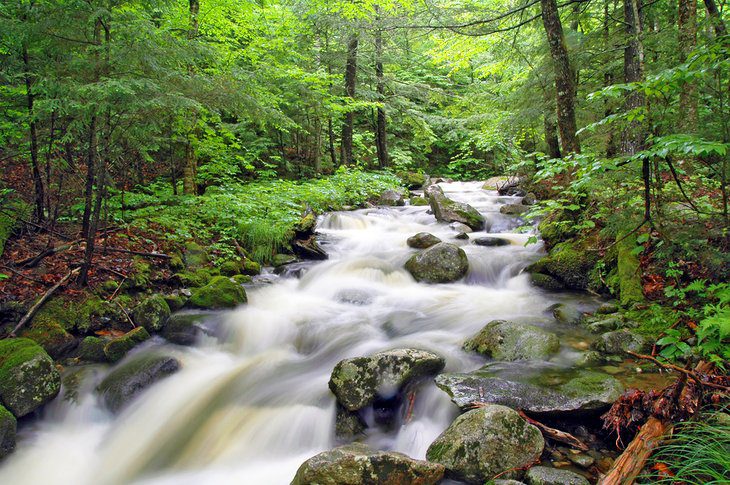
[544,108,562,159]
[22,41,44,222]
[374,8,389,169]
[341,33,358,166]
[621,0,646,156]
[541,0,580,155]
[678,0,698,133]
[183,0,200,195]
[703,0,727,36]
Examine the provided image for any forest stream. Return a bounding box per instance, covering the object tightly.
[0,182,660,484]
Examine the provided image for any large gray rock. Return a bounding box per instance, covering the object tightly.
[162,312,208,345]
[592,330,649,355]
[473,237,510,247]
[525,466,589,485]
[131,295,171,332]
[378,189,406,206]
[551,304,583,325]
[292,443,444,485]
[426,405,544,484]
[407,232,441,249]
[426,186,485,230]
[435,369,623,417]
[0,404,16,459]
[0,338,61,418]
[329,348,445,411]
[463,320,560,361]
[98,354,181,413]
[405,243,469,283]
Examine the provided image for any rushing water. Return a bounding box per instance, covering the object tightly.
[0,181,605,485]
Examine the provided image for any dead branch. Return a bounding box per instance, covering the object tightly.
[518,410,590,451]
[627,352,730,391]
[0,264,49,285]
[16,239,84,267]
[9,267,80,337]
[101,247,171,259]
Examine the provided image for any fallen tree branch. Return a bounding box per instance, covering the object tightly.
[518,410,590,451]
[627,351,730,391]
[16,239,84,267]
[0,264,49,286]
[9,267,80,337]
[101,247,171,259]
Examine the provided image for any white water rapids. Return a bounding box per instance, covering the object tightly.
[0,181,601,484]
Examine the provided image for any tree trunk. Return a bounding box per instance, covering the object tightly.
[541,0,581,155]
[622,0,646,156]
[22,42,44,222]
[703,0,727,36]
[544,109,562,159]
[183,0,200,195]
[81,19,103,237]
[341,33,358,166]
[374,8,388,169]
[604,0,618,157]
[678,0,698,133]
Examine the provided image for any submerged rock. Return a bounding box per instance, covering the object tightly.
[463,320,560,361]
[103,327,151,363]
[592,330,648,355]
[426,186,485,230]
[473,236,510,247]
[405,242,469,283]
[188,276,247,309]
[407,232,441,249]
[98,354,181,413]
[525,466,589,485]
[0,404,16,459]
[329,348,445,412]
[0,338,61,418]
[292,443,444,485]
[426,405,544,483]
[435,369,623,417]
[131,295,171,332]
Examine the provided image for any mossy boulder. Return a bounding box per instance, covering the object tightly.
[183,241,209,268]
[78,336,108,362]
[617,235,645,306]
[242,259,261,276]
[0,404,16,459]
[84,298,129,333]
[231,274,253,285]
[426,405,544,483]
[527,240,599,291]
[525,466,589,485]
[537,210,578,250]
[131,295,170,332]
[592,330,649,355]
[103,327,151,363]
[329,348,445,412]
[410,196,429,206]
[162,312,208,345]
[173,269,213,288]
[295,212,317,238]
[407,232,441,249]
[500,204,530,216]
[405,242,469,283]
[219,260,243,277]
[292,443,444,485]
[0,338,61,417]
[398,171,428,189]
[426,185,485,230]
[552,303,583,325]
[530,273,565,291]
[335,403,366,439]
[463,320,560,361]
[163,294,187,312]
[188,276,247,309]
[97,354,180,413]
[19,318,77,359]
[272,254,297,267]
[124,258,153,290]
[596,302,619,314]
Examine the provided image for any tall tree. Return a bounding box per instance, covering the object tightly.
[678,0,697,133]
[182,0,200,195]
[374,7,388,168]
[341,32,358,166]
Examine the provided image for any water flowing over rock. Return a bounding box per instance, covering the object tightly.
[426,404,544,483]
[500,204,530,215]
[291,443,444,485]
[426,185,485,230]
[103,327,150,362]
[328,348,445,412]
[131,295,171,332]
[463,320,560,361]
[0,338,60,418]
[405,242,469,283]
[98,354,181,413]
[0,405,16,459]
[473,236,510,247]
[406,232,441,249]
[162,311,208,345]
[525,466,590,485]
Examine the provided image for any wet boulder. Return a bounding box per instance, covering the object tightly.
[449,222,472,233]
[473,236,510,247]
[426,404,544,483]
[463,320,560,361]
[0,404,16,459]
[527,241,599,291]
[500,204,530,216]
[188,276,247,309]
[596,302,619,314]
[426,186,485,230]
[131,295,171,332]
[0,338,61,418]
[592,330,649,355]
[98,354,181,413]
[530,273,565,291]
[378,189,406,206]
[410,196,429,206]
[162,311,208,346]
[329,348,445,412]
[435,369,623,417]
[405,243,469,283]
[19,318,77,360]
[77,336,108,362]
[525,466,589,485]
[273,254,298,267]
[292,443,444,485]
[407,232,441,249]
[292,236,328,260]
[551,303,583,325]
[103,327,151,363]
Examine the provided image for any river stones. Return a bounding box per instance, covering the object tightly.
[473,236,510,247]
[426,404,544,483]
[329,348,445,412]
[0,338,61,418]
[188,276,247,309]
[426,185,485,230]
[449,222,473,233]
[292,443,444,485]
[596,302,619,314]
[407,232,441,249]
[292,236,328,260]
[463,320,560,361]
[98,354,181,413]
[530,273,565,291]
[103,327,150,363]
[162,311,209,345]
[500,204,530,215]
[78,336,108,362]
[525,466,589,485]
[405,242,469,283]
[131,295,171,332]
[378,189,406,206]
[0,404,16,459]
[591,329,648,355]
[434,369,624,417]
[551,303,583,325]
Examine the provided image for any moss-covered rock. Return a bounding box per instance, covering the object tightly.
[500,204,530,215]
[219,260,243,277]
[551,303,583,325]
[292,443,444,485]
[124,258,153,290]
[103,327,151,362]
[405,242,469,283]
[537,209,578,250]
[231,274,253,285]
[617,235,645,306]
[378,189,406,206]
[525,466,589,485]
[397,171,428,190]
[426,185,485,230]
[527,239,599,291]
[19,317,77,359]
[426,405,544,483]
[592,330,649,355]
[242,259,261,276]
[84,298,129,333]
[78,336,108,362]
[0,338,61,417]
[183,241,209,268]
[131,295,170,332]
[295,212,317,238]
[473,236,510,247]
[188,276,247,309]
[162,312,208,345]
[463,320,560,361]
[329,348,445,412]
[163,294,187,312]
[97,354,180,413]
[410,196,429,206]
[0,404,16,459]
[272,254,297,267]
[530,273,565,291]
[406,232,441,249]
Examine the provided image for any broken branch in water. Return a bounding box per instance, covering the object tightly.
[518,410,590,451]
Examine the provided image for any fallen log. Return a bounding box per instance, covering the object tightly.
[16,239,84,267]
[101,247,171,259]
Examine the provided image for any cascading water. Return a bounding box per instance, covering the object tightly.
[0,181,603,485]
